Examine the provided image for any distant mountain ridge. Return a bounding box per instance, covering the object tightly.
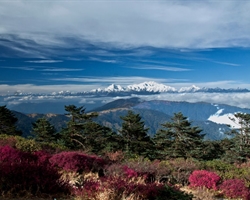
[89,81,250,94]
[13,97,250,141]
[10,81,250,96]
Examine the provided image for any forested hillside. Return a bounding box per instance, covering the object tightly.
[2,103,250,199]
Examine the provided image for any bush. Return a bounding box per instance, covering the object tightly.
[189,170,221,190]
[163,158,200,186]
[220,179,250,200]
[73,176,193,200]
[49,151,107,173]
[0,146,69,198]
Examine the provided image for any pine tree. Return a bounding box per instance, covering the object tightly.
[154,112,204,159]
[119,110,153,157]
[227,113,250,162]
[0,105,22,136]
[60,105,99,150]
[32,118,57,143]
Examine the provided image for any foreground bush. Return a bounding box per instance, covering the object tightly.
[49,151,107,173]
[189,170,221,190]
[220,179,250,200]
[73,176,193,200]
[0,145,70,198]
[163,158,200,185]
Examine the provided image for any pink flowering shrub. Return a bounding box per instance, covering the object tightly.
[49,151,106,173]
[0,146,70,197]
[220,179,250,200]
[73,176,192,200]
[73,180,100,199]
[189,170,221,190]
[0,145,22,162]
[123,165,138,178]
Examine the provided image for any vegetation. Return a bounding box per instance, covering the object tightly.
[0,105,22,136]
[1,105,250,199]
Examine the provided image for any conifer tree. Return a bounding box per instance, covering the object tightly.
[154,112,204,159]
[0,105,22,136]
[32,118,57,143]
[119,110,153,157]
[60,105,99,150]
[227,113,250,162]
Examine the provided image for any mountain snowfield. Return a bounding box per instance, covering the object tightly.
[208,107,241,129]
[90,81,250,94]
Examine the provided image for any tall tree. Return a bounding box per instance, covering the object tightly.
[0,105,22,136]
[32,118,57,143]
[119,110,153,157]
[227,113,250,162]
[60,105,99,150]
[154,112,204,159]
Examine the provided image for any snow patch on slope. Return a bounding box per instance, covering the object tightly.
[208,109,240,128]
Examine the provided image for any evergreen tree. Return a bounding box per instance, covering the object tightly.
[119,110,153,157]
[0,105,22,136]
[154,112,204,159]
[60,105,99,150]
[32,118,57,143]
[227,113,250,162]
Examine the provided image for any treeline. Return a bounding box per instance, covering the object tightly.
[1,104,250,163]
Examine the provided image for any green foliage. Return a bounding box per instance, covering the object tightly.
[162,158,200,186]
[119,110,153,158]
[200,159,235,172]
[32,117,58,143]
[0,134,66,153]
[154,112,204,159]
[60,105,98,150]
[227,113,250,162]
[15,138,41,152]
[0,105,22,136]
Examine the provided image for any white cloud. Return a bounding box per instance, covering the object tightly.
[26,60,63,63]
[132,92,250,109]
[129,65,191,71]
[41,68,84,72]
[0,1,250,48]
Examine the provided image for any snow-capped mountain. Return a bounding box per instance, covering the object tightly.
[90,82,250,94]
[178,85,201,93]
[127,81,176,93]
[104,84,126,92]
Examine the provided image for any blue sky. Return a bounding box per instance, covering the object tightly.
[1,0,250,94]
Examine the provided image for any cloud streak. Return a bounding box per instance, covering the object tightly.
[129,65,191,71]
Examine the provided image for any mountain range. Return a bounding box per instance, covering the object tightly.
[13,97,250,141]
[9,81,250,96]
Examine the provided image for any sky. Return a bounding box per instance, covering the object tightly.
[1,0,250,95]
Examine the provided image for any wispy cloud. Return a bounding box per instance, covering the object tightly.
[26,60,63,63]
[51,76,183,87]
[41,68,83,72]
[89,57,118,63]
[129,65,191,71]
[1,1,250,50]
[1,66,83,72]
[211,61,240,67]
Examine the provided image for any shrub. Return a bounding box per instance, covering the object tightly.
[220,179,250,200]
[201,159,234,172]
[105,150,125,162]
[73,176,193,200]
[0,146,70,198]
[163,158,200,186]
[0,145,22,162]
[189,170,221,190]
[15,138,41,152]
[49,151,106,173]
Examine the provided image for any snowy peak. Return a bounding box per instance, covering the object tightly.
[104,84,125,92]
[179,85,200,93]
[127,81,176,92]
